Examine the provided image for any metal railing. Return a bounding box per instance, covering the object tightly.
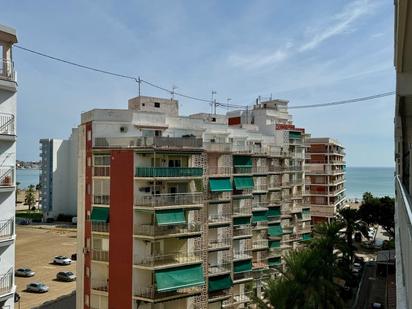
[232,144,252,153]
[0,219,14,240]
[252,239,269,249]
[91,279,108,292]
[93,166,110,177]
[268,181,282,189]
[203,142,232,152]
[208,191,232,202]
[136,167,203,177]
[134,251,201,267]
[233,206,252,216]
[93,195,109,205]
[0,59,15,81]
[252,202,269,209]
[206,166,232,175]
[134,223,201,237]
[208,237,231,249]
[252,166,268,174]
[233,166,252,174]
[253,184,268,191]
[233,271,253,281]
[233,292,252,304]
[0,268,13,295]
[150,136,203,148]
[136,192,203,207]
[91,222,109,233]
[268,165,283,173]
[233,226,252,237]
[134,286,202,299]
[208,214,232,225]
[91,250,109,262]
[0,167,13,187]
[208,262,231,275]
[233,250,252,260]
[0,113,15,136]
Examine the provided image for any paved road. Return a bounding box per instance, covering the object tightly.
[15,226,77,309]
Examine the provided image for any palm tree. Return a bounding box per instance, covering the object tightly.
[25,184,36,211]
[255,248,344,309]
[337,208,369,261]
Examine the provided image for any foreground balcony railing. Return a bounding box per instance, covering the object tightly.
[268,166,283,173]
[134,251,201,268]
[134,286,202,300]
[253,184,268,191]
[134,223,201,237]
[136,193,203,207]
[136,167,203,177]
[91,222,109,233]
[233,250,252,260]
[0,113,15,136]
[232,292,253,304]
[0,268,13,296]
[91,250,109,262]
[0,219,14,240]
[252,166,268,174]
[208,191,231,202]
[93,166,110,177]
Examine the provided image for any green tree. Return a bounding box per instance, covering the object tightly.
[338,208,369,261]
[24,184,36,211]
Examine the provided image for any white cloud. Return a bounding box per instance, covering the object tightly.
[228,49,288,69]
[299,0,375,52]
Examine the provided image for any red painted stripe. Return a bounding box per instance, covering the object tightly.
[108,150,134,309]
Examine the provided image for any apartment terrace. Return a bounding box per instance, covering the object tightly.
[133,251,202,270]
[133,223,202,240]
[94,136,203,150]
[134,192,203,209]
[203,142,232,153]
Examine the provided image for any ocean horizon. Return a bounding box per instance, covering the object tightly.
[16,166,395,198]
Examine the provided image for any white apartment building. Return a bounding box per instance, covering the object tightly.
[39,128,78,220]
[0,24,17,309]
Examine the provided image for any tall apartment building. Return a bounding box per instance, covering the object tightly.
[76,96,311,309]
[394,0,412,308]
[39,128,79,220]
[305,138,346,224]
[0,24,17,309]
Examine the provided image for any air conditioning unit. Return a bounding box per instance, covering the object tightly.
[120,126,128,133]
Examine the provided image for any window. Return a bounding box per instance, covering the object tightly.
[155,130,161,137]
[168,159,181,167]
[212,117,216,122]
[154,102,161,108]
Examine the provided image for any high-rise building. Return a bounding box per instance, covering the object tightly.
[394,0,412,308]
[0,24,18,309]
[39,128,79,220]
[76,96,311,309]
[305,138,346,224]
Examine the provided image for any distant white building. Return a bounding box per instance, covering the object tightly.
[39,128,78,220]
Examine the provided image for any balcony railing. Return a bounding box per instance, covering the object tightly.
[268,181,282,189]
[252,239,269,249]
[233,250,252,260]
[95,136,202,149]
[268,166,283,173]
[149,136,203,148]
[0,219,14,240]
[233,167,252,174]
[233,271,253,282]
[136,167,203,177]
[208,238,231,250]
[252,202,269,209]
[253,184,268,191]
[0,113,15,136]
[92,250,109,262]
[206,166,232,176]
[93,166,110,177]
[233,226,252,238]
[134,223,201,237]
[91,279,108,292]
[233,206,252,216]
[232,144,252,153]
[91,222,109,233]
[208,262,231,275]
[0,268,13,296]
[208,214,232,225]
[134,286,202,300]
[0,167,14,187]
[204,142,232,152]
[93,195,110,205]
[134,251,201,267]
[136,193,203,207]
[0,59,15,81]
[252,166,268,174]
[208,191,231,202]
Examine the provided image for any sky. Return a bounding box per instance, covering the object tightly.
[1,0,395,166]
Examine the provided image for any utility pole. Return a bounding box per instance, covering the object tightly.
[211,91,216,114]
[137,77,141,96]
[171,85,177,100]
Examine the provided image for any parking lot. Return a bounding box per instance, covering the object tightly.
[15,225,77,309]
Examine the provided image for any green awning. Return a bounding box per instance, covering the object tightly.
[233,176,254,190]
[209,178,232,192]
[302,233,312,241]
[267,208,281,217]
[233,156,252,167]
[268,257,281,267]
[268,225,283,237]
[208,274,232,292]
[289,131,301,139]
[155,264,205,292]
[155,209,186,225]
[233,217,251,225]
[252,210,268,223]
[91,207,109,222]
[234,260,252,273]
[302,208,310,215]
[269,240,281,248]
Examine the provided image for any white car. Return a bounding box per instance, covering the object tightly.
[26,282,49,293]
[53,256,72,265]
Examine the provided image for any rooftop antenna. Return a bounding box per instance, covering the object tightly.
[211,91,217,114]
[137,77,142,96]
[171,85,178,100]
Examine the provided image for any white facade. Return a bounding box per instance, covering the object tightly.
[0,24,17,309]
[39,128,78,220]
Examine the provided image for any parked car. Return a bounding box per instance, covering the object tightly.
[56,271,76,282]
[15,268,35,277]
[53,256,72,265]
[26,282,49,293]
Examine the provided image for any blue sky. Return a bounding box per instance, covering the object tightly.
[1,0,395,166]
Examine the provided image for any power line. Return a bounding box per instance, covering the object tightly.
[15,45,395,111]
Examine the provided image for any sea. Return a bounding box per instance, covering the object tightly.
[15,167,395,198]
[16,169,40,189]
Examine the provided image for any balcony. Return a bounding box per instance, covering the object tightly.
[233,271,253,283]
[233,226,252,238]
[206,166,232,176]
[0,166,14,190]
[134,286,203,302]
[232,144,252,153]
[91,222,109,233]
[252,239,269,250]
[252,166,268,174]
[253,184,268,192]
[135,167,203,178]
[208,238,231,251]
[91,279,108,293]
[93,195,110,205]
[0,219,14,245]
[0,268,13,297]
[134,223,202,239]
[134,251,201,269]
[233,166,252,174]
[135,193,203,208]
[208,191,232,203]
[232,206,252,217]
[252,202,269,210]
[204,142,232,152]
[91,250,109,262]
[233,250,252,261]
[0,113,15,139]
[268,165,283,173]
[0,59,15,82]
[208,214,231,226]
[149,136,203,149]
[93,166,110,177]
[94,136,202,149]
[208,262,231,276]
[268,181,282,190]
